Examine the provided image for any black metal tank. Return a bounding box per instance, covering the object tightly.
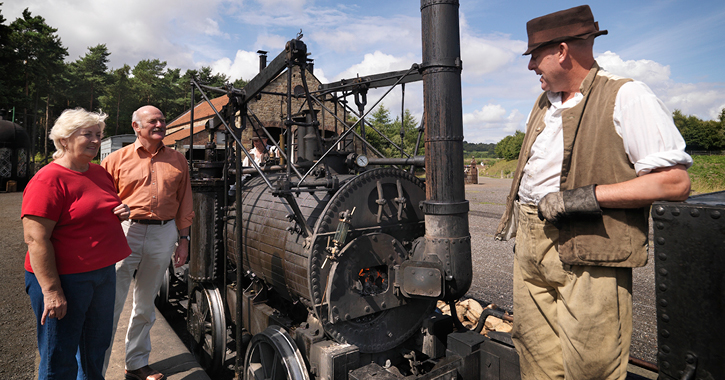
[0,119,31,191]
[226,167,437,353]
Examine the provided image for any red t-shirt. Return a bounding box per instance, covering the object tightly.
[22,162,132,274]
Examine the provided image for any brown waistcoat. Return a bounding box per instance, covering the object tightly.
[495,63,648,267]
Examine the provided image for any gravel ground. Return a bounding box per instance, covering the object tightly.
[0,192,36,380]
[0,180,659,379]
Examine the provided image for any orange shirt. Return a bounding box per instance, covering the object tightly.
[101,140,194,229]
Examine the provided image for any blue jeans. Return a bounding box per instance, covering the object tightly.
[26,265,116,380]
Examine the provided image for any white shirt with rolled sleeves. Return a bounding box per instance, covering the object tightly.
[518,78,693,205]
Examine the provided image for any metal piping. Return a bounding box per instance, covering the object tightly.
[419,0,471,301]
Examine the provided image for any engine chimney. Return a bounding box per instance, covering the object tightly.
[257,50,268,72]
[419,0,471,301]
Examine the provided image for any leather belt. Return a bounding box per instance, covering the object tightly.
[130,218,174,225]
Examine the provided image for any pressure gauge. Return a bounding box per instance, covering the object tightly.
[356,154,369,168]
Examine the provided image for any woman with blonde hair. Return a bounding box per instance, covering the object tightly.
[22,108,132,379]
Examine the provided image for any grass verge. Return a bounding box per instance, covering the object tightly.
[477,156,725,194]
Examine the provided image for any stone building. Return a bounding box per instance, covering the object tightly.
[166,65,349,162]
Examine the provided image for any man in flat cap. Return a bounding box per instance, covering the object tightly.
[496,5,692,379]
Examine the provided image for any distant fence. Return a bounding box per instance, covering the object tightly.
[687,150,722,156]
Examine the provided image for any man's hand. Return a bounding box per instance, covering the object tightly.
[174,241,189,268]
[538,184,601,227]
[538,191,566,227]
[113,203,131,221]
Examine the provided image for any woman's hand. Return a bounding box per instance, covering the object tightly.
[114,203,131,221]
[42,289,67,325]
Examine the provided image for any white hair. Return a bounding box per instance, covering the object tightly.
[49,108,107,159]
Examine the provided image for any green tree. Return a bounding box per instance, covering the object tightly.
[355,104,422,158]
[67,44,110,111]
[495,131,525,160]
[390,109,423,157]
[673,109,724,151]
[99,64,132,135]
[232,77,249,89]
[0,5,18,108]
[183,66,232,108]
[131,59,167,105]
[9,8,67,158]
[362,104,393,155]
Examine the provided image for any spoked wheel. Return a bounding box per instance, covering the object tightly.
[187,282,226,375]
[243,326,309,380]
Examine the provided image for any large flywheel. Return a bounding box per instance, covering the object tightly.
[187,282,227,374]
[243,326,309,380]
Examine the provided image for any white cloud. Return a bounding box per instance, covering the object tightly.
[595,51,725,120]
[463,104,525,143]
[335,51,415,80]
[310,68,329,87]
[596,51,671,86]
[211,50,260,82]
[253,0,308,15]
[201,18,228,38]
[5,0,228,70]
[309,15,419,55]
[659,83,725,120]
[459,14,526,78]
[254,33,289,52]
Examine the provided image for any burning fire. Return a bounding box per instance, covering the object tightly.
[358,266,388,296]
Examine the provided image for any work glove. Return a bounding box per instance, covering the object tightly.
[537,184,601,228]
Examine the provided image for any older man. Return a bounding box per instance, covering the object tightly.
[102,105,194,380]
[495,5,692,380]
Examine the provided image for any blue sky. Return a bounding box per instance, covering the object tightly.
[5,0,725,143]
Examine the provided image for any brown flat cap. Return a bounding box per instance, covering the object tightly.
[524,5,607,55]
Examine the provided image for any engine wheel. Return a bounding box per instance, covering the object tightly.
[243,326,309,380]
[187,282,226,375]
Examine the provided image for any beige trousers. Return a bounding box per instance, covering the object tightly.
[103,220,178,372]
[512,203,632,380]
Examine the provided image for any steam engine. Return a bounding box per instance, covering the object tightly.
[177,1,724,380]
[178,1,517,379]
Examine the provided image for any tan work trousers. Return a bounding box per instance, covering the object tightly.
[512,203,632,380]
